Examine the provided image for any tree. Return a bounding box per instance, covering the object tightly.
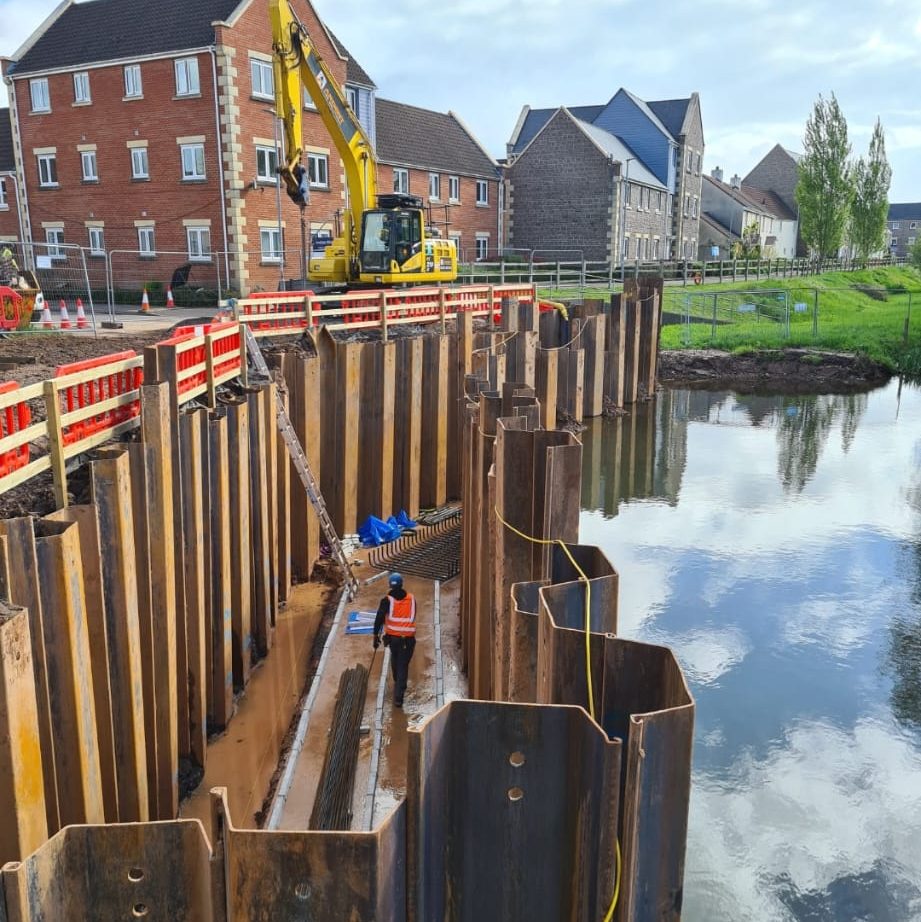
[796,94,853,259]
[849,119,892,262]
[731,220,762,259]
[910,237,921,273]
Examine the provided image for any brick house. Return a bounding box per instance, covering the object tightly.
[1,0,498,295]
[0,108,24,243]
[887,204,921,259]
[505,90,704,261]
[375,99,499,263]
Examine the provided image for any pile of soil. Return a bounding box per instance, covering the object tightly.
[658,348,891,393]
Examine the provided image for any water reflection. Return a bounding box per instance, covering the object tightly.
[580,379,921,922]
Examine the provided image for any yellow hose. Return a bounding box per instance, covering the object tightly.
[494,504,620,919]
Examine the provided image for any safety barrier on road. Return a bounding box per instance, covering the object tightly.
[234,283,540,339]
[0,381,39,492]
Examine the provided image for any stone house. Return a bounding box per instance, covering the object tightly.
[743,144,805,255]
[887,204,921,259]
[505,89,704,261]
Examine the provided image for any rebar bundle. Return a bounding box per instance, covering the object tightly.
[309,664,370,830]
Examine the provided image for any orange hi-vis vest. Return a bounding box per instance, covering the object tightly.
[384,593,416,637]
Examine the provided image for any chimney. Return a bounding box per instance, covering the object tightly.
[730,174,742,190]
[711,166,724,182]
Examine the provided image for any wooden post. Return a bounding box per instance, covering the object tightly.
[89,449,149,821]
[439,287,447,335]
[140,383,179,819]
[42,381,67,509]
[33,519,105,827]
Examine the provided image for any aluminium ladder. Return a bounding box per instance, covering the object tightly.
[243,325,359,599]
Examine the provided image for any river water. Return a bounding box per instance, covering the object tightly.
[579,380,921,922]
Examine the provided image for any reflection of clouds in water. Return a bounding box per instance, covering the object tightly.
[685,716,921,922]
[649,626,750,687]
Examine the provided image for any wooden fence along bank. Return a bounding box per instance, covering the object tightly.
[0,279,688,921]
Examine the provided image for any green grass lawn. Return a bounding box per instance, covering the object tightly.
[656,267,921,373]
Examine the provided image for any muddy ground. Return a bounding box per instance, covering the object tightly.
[658,348,892,393]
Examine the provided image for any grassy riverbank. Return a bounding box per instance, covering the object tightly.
[658,267,921,374]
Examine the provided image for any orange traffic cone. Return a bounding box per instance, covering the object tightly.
[138,288,151,314]
[38,294,53,330]
[59,299,71,330]
[166,287,175,309]
[75,297,89,329]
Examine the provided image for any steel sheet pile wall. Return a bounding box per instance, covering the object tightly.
[0,370,287,865]
[459,351,695,920]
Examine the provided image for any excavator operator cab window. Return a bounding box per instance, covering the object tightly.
[360,209,422,273]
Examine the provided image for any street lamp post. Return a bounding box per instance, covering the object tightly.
[619,157,635,280]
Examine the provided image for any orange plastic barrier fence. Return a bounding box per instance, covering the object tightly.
[0,380,31,478]
[0,286,24,331]
[54,351,142,448]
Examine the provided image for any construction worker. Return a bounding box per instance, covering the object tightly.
[372,572,416,708]
[0,247,18,285]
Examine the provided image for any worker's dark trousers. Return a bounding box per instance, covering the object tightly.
[387,636,416,705]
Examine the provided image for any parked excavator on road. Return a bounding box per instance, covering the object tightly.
[270,0,458,289]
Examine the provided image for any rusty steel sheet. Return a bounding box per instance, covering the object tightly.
[212,788,406,921]
[507,579,547,703]
[0,820,217,921]
[406,699,621,922]
[600,635,694,922]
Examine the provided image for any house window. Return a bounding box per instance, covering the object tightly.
[174,57,200,96]
[447,175,460,202]
[346,86,359,116]
[684,194,690,217]
[131,147,149,179]
[303,88,316,110]
[250,58,273,100]
[393,168,409,194]
[307,152,328,188]
[476,179,488,206]
[686,152,692,173]
[87,227,105,255]
[653,238,660,259]
[909,237,917,246]
[429,173,440,200]
[180,143,206,180]
[186,226,211,262]
[695,152,701,174]
[45,228,65,259]
[911,222,918,230]
[260,227,282,263]
[891,222,901,229]
[891,237,900,246]
[623,234,630,258]
[475,234,489,261]
[0,179,6,208]
[449,233,462,258]
[692,196,698,218]
[73,72,91,104]
[138,226,155,255]
[80,150,98,181]
[30,78,50,112]
[256,145,278,183]
[124,65,143,98]
[37,153,58,187]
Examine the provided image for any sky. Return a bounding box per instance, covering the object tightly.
[1,0,919,199]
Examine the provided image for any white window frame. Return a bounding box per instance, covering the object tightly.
[138,226,156,256]
[186,226,211,262]
[448,175,460,202]
[449,233,462,258]
[124,64,143,98]
[891,237,900,246]
[256,145,278,183]
[250,58,274,100]
[30,78,50,113]
[37,153,58,187]
[429,172,440,201]
[131,146,149,179]
[393,168,409,194]
[692,196,698,219]
[476,179,489,206]
[475,233,489,261]
[653,238,660,260]
[909,236,917,246]
[80,150,98,182]
[180,143,206,181]
[346,86,359,116]
[892,222,901,229]
[307,152,328,189]
[260,227,283,263]
[911,222,918,230]
[303,88,316,110]
[174,57,200,97]
[0,179,7,208]
[45,228,65,259]
[73,72,91,104]
[87,227,105,255]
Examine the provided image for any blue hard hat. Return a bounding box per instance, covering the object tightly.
[388,572,404,588]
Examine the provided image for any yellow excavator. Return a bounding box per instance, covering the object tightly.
[270,0,458,288]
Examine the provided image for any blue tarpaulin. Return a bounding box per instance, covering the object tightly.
[357,510,417,547]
